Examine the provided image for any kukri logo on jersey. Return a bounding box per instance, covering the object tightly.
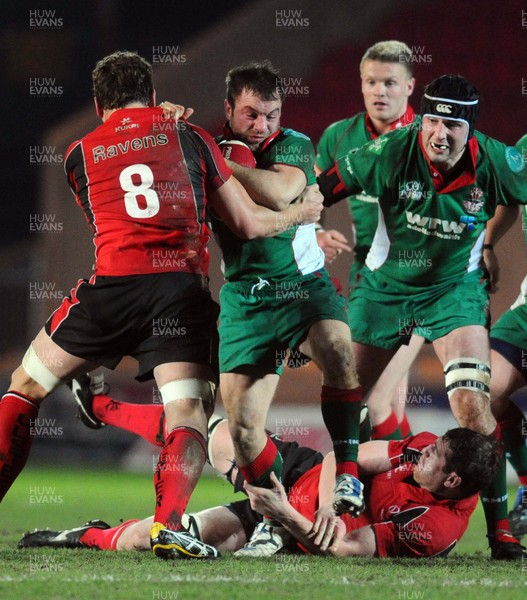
[405,211,465,239]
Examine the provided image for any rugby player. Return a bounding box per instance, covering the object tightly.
[0,51,322,560]
[317,74,527,559]
[18,418,500,559]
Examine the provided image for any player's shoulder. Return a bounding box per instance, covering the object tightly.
[322,114,366,135]
[64,139,84,169]
[516,134,527,153]
[279,127,313,144]
[355,124,414,161]
[475,130,526,176]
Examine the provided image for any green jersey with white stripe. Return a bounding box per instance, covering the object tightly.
[214,127,323,282]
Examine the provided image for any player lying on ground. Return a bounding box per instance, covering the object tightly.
[19,414,500,558]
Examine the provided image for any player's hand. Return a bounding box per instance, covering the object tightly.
[312,503,341,551]
[295,183,324,225]
[483,246,499,292]
[316,229,352,263]
[245,472,289,521]
[159,101,194,121]
[327,519,347,553]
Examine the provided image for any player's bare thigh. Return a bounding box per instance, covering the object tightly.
[367,335,425,424]
[10,328,98,403]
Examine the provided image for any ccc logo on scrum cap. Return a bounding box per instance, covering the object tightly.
[435,103,452,114]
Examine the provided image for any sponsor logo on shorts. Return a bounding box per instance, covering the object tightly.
[250,277,271,295]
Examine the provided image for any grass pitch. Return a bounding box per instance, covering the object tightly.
[0,468,525,600]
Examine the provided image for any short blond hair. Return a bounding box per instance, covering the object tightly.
[360,40,413,77]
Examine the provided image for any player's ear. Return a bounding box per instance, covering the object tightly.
[444,472,462,489]
[94,97,104,119]
[407,77,416,97]
[224,99,232,121]
[149,89,156,108]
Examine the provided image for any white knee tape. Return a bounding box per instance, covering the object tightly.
[159,379,216,407]
[22,344,63,393]
[444,357,491,399]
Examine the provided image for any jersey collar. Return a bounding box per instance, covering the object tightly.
[418,133,478,193]
[365,105,415,139]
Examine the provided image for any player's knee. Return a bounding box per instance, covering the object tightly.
[227,416,259,450]
[11,345,63,401]
[159,379,216,411]
[444,357,491,400]
[318,337,354,380]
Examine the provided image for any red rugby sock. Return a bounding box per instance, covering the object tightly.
[92,394,165,447]
[0,392,39,501]
[398,414,413,439]
[80,520,140,550]
[153,427,207,530]
[371,411,402,440]
[238,435,283,487]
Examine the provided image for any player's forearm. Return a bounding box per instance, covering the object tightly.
[484,205,520,246]
[357,441,392,474]
[250,202,318,238]
[317,164,359,207]
[229,163,299,210]
[277,504,331,556]
[318,452,336,506]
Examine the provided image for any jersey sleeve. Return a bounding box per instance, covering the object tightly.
[318,134,389,206]
[483,135,527,206]
[387,432,438,468]
[266,130,316,185]
[188,123,233,193]
[373,506,463,558]
[315,122,340,172]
